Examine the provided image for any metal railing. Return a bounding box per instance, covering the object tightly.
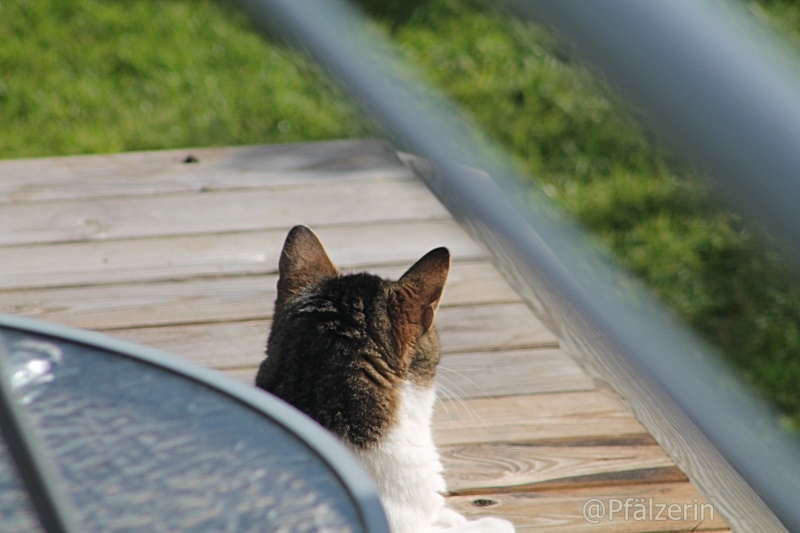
[231,0,800,531]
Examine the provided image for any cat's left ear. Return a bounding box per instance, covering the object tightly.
[276,225,340,307]
[391,247,450,339]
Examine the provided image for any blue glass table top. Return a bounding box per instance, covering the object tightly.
[0,316,388,533]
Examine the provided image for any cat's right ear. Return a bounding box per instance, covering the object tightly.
[389,247,450,355]
[276,225,339,307]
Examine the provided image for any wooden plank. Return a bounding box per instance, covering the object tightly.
[1,179,448,246]
[437,303,557,353]
[433,392,648,446]
[112,319,267,370]
[437,348,593,399]
[447,482,727,532]
[440,444,676,493]
[0,139,410,203]
[109,303,558,370]
[223,367,258,384]
[0,260,520,330]
[0,220,484,290]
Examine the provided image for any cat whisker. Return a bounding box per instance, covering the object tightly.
[434,373,489,430]
[434,372,471,405]
[437,364,497,401]
[432,378,460,424]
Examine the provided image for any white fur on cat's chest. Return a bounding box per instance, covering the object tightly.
[351,383,514,533]
[352,383,445,532]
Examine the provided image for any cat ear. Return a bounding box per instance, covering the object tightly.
[390,247,450,349]
[276,225,340,307]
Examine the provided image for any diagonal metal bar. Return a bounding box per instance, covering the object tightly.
[507,0,800,262]
[231,0,800,530]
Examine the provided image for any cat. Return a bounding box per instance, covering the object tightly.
[256,225,514,533]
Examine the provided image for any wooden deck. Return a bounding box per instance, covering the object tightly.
[1,139,730,532]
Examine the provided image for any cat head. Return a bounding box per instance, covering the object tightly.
[255,225,449,448]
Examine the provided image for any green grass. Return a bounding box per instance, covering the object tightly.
[386,0,800,428]
[0,0,369,157]
[3,0,800,426]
